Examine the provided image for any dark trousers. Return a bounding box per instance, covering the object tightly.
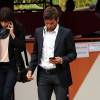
[38,68,69,100]
[0,64,17,100]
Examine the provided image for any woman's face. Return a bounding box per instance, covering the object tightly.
[0,21,11,29]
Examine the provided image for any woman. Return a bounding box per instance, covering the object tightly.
[0,7,25,100]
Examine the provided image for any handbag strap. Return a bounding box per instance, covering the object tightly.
[23,49,29,66]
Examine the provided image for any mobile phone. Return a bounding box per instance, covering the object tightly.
[7,22,12,28]
[49,57,55,60]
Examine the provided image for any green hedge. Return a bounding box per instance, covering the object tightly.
[75,0,96,9]
[14,0,96,10]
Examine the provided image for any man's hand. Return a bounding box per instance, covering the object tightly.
[49,57,63,64]
[26,70,33,80]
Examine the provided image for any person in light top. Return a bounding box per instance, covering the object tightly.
[0,7,25,100]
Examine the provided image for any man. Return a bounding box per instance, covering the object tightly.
[27,6,77,100]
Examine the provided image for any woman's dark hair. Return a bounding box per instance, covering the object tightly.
[43,6,59,20]
[0,7,15,22]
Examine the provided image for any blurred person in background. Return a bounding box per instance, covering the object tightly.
[65,0,75,12]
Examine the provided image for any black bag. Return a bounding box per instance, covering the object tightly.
[17,66,29,83]
[15,49,30,83]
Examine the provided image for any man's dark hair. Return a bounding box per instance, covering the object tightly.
[43,6,59,20]
[0,7,14,22]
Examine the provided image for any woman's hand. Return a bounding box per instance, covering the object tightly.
[7,21,15,39]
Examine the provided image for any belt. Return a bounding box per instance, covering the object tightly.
[0,62,10,66]
[39,66,56,74]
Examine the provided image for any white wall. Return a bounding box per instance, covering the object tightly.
[74,55,100,100]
